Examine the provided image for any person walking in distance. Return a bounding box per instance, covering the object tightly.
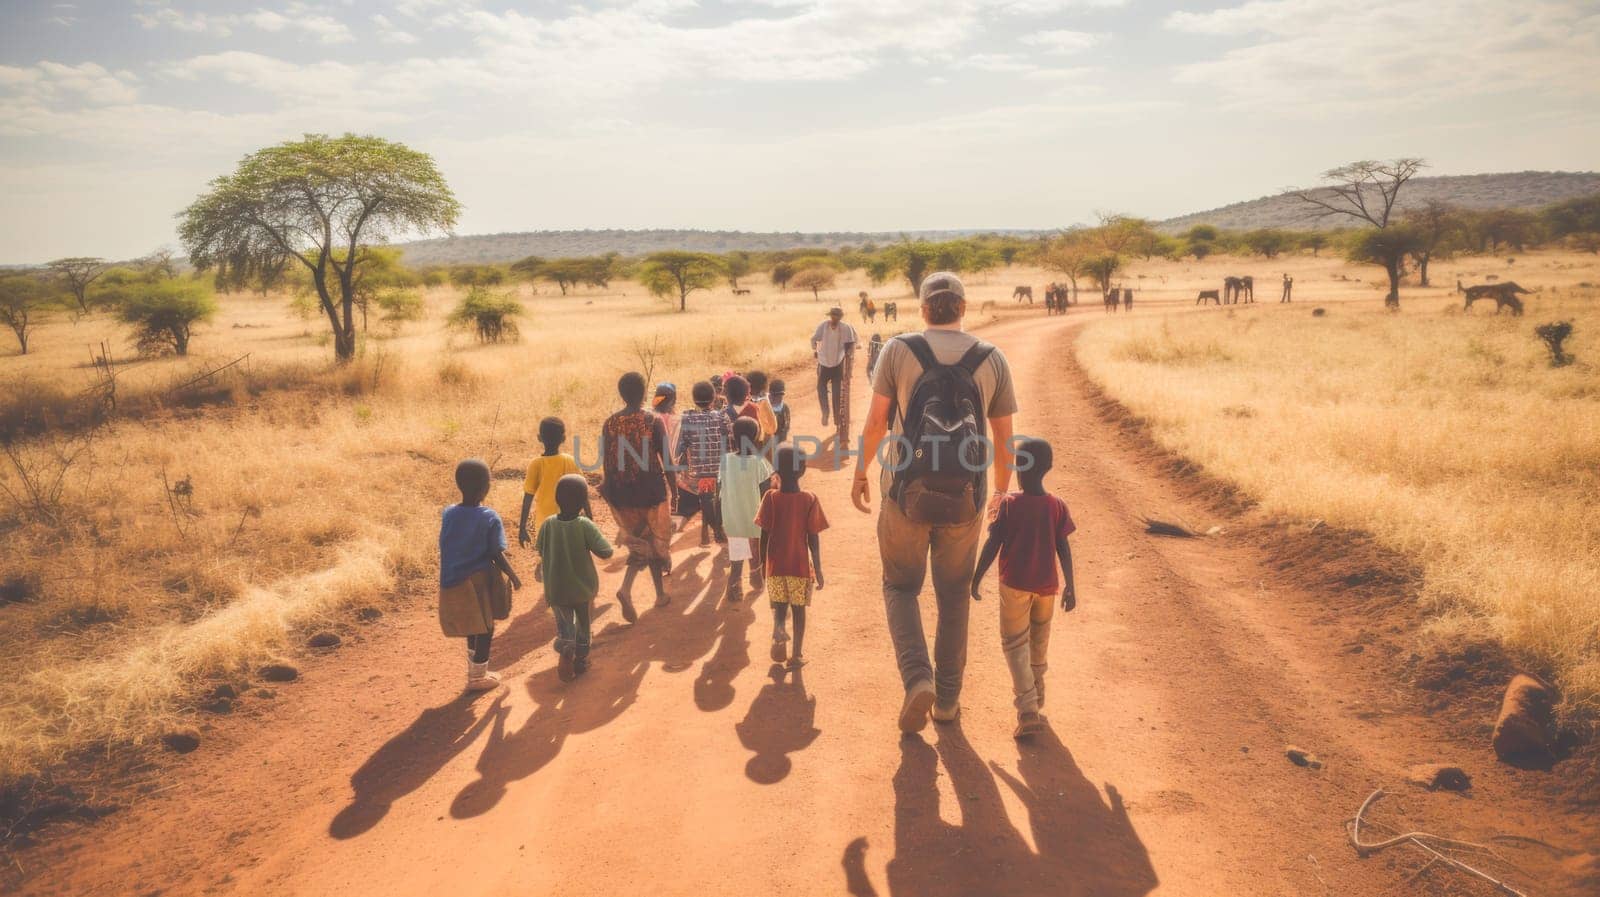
[1281,273,1293,303]
[852,272,1017,733]
[811,306,858,429]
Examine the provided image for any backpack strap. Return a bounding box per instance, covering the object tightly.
[895,333,939,373]
[956,340,995,374]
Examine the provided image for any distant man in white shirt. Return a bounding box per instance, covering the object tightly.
[811,306,858,427]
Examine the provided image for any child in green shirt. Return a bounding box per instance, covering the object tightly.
[719,417,774,602]
[536,474,616,681]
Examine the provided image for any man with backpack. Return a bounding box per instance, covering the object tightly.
[851,272,1017,734]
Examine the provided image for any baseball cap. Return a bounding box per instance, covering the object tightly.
[919,272,965,305]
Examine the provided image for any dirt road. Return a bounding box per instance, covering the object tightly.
[19,307,1596,896]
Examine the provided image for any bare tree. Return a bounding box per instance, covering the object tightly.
[1290,159,1426,229]
[1292,159,1426,307]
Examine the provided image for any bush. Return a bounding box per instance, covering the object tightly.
[116,279,218,356]
[447,287,523,343]
[376,287,424,327]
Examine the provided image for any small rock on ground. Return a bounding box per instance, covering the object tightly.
[306,632,342,649]
[258,663,299,683]
[1405,763,1472,791]
[1285,746,1323,769]
[160,730,201,753]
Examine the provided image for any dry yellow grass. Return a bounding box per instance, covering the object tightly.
[1077,250,1600,718]
[0,268,1035,786]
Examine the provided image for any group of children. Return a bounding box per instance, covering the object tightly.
[435,364,1078,741]
[435,366,825,690]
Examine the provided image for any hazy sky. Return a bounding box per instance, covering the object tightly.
[2,0,1597,263]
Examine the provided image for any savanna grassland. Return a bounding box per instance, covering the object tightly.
[1078,250,1600,720]
[0,268,995,793]
[3,245,1597,825]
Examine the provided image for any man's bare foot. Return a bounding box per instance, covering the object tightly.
[616,590,639,623]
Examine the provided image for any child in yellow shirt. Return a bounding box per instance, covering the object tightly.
[519,417,587,551]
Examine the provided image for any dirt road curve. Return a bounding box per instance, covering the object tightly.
[20,310,1596,896]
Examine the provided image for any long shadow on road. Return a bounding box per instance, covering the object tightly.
[851,723,1156,897]
[328,542,754,834]
[445,544,743,820]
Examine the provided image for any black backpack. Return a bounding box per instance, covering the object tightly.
[887,334,995,524]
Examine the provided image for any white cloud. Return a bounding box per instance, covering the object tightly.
[246,3,353,43]
[372,14,418,45]
[0,61,139,107]
[136,2,354,43]
[1166,0,1600,107]
[1020,29,1102,53]
[134,6,235,36]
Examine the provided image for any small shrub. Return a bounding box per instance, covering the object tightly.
[1534,321,1574,367]
[447,287,523,343]
[376,287,424,329]
[116,279,218,357]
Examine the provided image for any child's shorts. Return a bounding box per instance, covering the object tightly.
[727,537,754,563]
[675,487,702,519]
[768,575,812,607]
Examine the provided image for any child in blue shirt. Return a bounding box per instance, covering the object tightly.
[439,459,523,692]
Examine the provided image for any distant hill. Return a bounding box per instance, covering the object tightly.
[395,228,1049,266]
[1157,171,1600,233]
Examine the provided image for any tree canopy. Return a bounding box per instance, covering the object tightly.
[791,266,836,301]
[46,257,110,318]
[639,251,724,311]
[116,277,218,357]
[0,273,55,355]
[179,133,459,361]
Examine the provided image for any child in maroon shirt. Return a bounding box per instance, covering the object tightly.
[756,446,827,668]
[971,437,1076,739]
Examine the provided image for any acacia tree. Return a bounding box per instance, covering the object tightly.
[0,273,53,355]
[1292,158,1425,306]
[791,265,836,301]
[725,251,752,289]
[179,133,460,362]
[118,277,218,356]
[770,260,796,290]
[1243,229,1290,259]
[639,251,724,311]
[46,257,110,318]
[1403,200,1461,287]
[1040,234,1088,301]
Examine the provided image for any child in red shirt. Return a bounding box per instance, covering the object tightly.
[755,446,827,668]
[971,437,1076,739]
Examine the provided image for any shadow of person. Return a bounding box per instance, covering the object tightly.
[843,835,879,897]
[877,723,1156,897]
[328,693,502,840]
[447,544,743,820]
[734,663,821,784]
[993,726,1158,896]
[486,598,559,672]
[693,570,755,711]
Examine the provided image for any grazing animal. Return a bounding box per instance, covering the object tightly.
[733,288,752,295]
[1103,289,1121,313]
[1121,288,1132,312]
[1013,285,1034,303]
[882,301,898,322]
[1238,275,1254,303]
[1458,280,1529,316]
[1196,289,1221,305]
[1222,276,1243,304]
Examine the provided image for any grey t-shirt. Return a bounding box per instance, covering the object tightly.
[870,327,1018,493]
[812,320,859,368]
